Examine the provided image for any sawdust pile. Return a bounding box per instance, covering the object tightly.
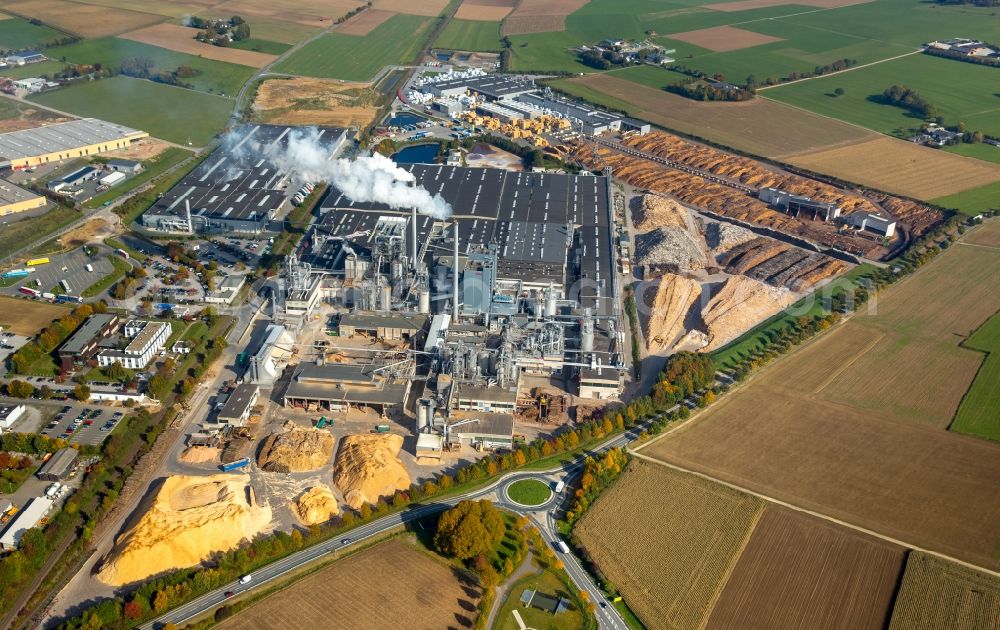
[705,222,756,258]
[257,422,335,473]
[59,218,113,248]
[635,226,710,272]
[701,276,795,351]
[632,195,688,231]
[292,485,339,525]
[96,474,271,586]
[178,446,220,464]
[332,434,411,510]
[645,274,702,351]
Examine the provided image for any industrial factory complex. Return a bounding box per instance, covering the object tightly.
[140,124,349,234]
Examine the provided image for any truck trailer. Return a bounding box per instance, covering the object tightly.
[220,458,250,472]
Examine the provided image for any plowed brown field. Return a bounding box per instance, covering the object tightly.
[215,538,481,629]
[0,0,165,37]
[642,230,1000,571]
[706,507,905,630]
[455,2,512,21]
[336,9,396,35]
[0,296,69,336]
[501,0,588,35]
[576,461,764,630]
[120,23,277,67]
[375,0,448,16]
[668,26,783,52]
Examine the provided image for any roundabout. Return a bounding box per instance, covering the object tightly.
[504,478,553,507]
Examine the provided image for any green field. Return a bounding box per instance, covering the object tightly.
[273,14,432,81]
[931,181,1000,216]
[506,479,552,506]
[30,76,232,145]
[764,53,1000,137]
[435,19,501,52]
[495,566,589,630]
[84,147,193,209]
[231,37,292,55]
[45,37,256,96]
[952,310,1000,440]
[943,142,1000,165]
[0,16,66,50]
[0,59,65,80]
[0,205,78,259]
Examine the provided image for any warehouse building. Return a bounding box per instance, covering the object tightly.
[426,74,537,101]
[0,403,26,431]
[0,181,45,217]
[141,124,348,234]
[759,187,841,222]
[57,313,121,371]
[106,158,142,175]
[97,320,170,370]
[338,311,428,341]
[48,166,100,192]
[216,384,259,427]
[283,362,410,414]
[0,497,53,549]
[845,211,897,238]
[36,447,77,481]
[6,52,45,66]
[0,118,148,170]
[452,383,517,414]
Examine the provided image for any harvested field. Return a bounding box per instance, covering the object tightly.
[642,230,1000,570]
[706,507,905,630]
[643,273,701,351]
[785,136,1000,201]
[577,461,764,629]
[215,538,482,629]
[963,218,1000,247]
[0,100,68,134]
[704,0,872,10]
[215,0,359,28]
[455,3,512,21]
[0,296,69,336]
[888,552,1000,630]
[667,26,783,53]
[0,0,165,38]
[337,9,396,35]
[119,23,277,67]
[562,73,877,158]
[375,0,447,16]
[501,0,588,36]
[253,77,380,128]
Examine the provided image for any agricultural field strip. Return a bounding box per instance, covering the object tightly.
[756,49,921,91]
[808,330,884,394]
[628,449,1000,581]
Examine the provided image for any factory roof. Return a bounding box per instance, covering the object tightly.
[340,311,428,332]
[453,383,517,404]
[285,362,408,405]
[0,181,42,206]
[0,118,146,161]
[0,497,53,549]
[429,74,536,98]
[59,313,117,355]
[218,383,258,421]
[0,403,24,422]
[36,447,77,479]
[145,124,346,223]
[450,411,515,438]
[107,158,141,168]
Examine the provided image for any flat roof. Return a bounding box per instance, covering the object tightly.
[0,497,53,548]
[0,403,24,420]
[340,311,428,331]
[450,411,514,437]
[430,74,536,98]
[60,313,117,355]
[0,118,145,161]
[453,383,517,404]
[125,321,169,354]
[36,447,77,477]
[218,383,258,420]
[285,362,408,405]
[145,124,346,224]
[0,180,43,206]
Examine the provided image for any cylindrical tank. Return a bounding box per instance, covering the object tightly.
[544,289,557,317]
[419,288,430,314]
[417,398,434,430]
[391,258,403,283]
[381,284,392,311]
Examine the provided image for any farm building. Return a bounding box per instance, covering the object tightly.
[140,124,348,234]
[12,78,45,94]
[0,119,147,170]
[0,403,26,430]
[216,384,259,427]
[6,52,45,66]
[0,181,45,217]
[36,447,77,481]
[0,497,53,549]
[97,320,170,370]
[57,313,121,372]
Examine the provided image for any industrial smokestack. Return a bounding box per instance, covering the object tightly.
[411,206,418,269]
[453,223,460,315]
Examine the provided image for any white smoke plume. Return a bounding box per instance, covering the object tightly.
[261,126,453,220]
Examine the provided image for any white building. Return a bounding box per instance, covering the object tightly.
[97,320,170,369]
[0,403,26,430]
[0,497,53,549]
[12,78,44,94]
[845,211,897,238]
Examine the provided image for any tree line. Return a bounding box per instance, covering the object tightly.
[8,302,104,375]
[335,2,374,25]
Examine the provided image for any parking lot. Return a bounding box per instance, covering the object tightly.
[39,403,124,447]
[0,247,117,299]
[0,330,28,366]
